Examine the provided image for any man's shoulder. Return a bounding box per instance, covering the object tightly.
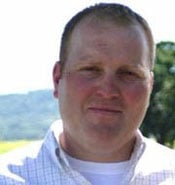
[144,137,175,156]
[0,141,43,184]
[0,121,63,184]
[131,136,175,184]
[141,137,175,169]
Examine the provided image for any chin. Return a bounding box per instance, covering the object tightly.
[85,121,123,140]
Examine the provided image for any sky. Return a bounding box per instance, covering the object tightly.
[0,0,175,95]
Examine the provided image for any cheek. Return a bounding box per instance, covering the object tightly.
[68,74,94,95]
[123,83,151,127]
[60,75,93,106]
[58,76,94,125]
[124,83,150,106]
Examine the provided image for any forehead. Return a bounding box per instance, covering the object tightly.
[67,18,149,68]
[71,16,145,41]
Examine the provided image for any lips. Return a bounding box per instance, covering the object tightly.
[87,105,122,114]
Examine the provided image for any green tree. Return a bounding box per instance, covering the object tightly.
[141,41,175,147]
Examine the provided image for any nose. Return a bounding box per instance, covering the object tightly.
[95,74,120,99]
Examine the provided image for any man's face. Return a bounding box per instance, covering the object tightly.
[53,20,153,160]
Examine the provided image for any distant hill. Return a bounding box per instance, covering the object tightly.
[0,89,60,140]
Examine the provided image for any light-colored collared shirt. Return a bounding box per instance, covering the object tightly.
[0,120,175,185]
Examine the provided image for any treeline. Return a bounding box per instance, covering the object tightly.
[0,90,59,140]
[141,41,175,147]
[0,42,175,147]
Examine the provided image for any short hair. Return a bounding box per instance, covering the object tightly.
[59,3,155,70]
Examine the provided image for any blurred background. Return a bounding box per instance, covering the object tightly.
[0,0,175,153]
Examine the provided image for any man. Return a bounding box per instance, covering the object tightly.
[0,3,175,185]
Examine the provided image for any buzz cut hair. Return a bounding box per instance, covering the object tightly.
[59,3,155,70]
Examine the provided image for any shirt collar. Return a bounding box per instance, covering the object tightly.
[46,120,146,172]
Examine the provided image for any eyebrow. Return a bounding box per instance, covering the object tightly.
[75,55,149,70]
[74,56,102,67]
[120,64,144,69]
[119,64,145,69]
[77,55,96,62]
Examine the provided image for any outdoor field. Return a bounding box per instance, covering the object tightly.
[0,140,32,155]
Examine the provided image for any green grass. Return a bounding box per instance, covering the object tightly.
[0,140,31,155]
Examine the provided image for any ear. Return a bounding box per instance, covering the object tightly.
[53,61,62,98]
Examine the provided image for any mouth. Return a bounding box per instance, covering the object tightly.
[88,106,122,114]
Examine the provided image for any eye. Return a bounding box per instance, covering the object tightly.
[118,70,136,76]
[81,66,99,72]
[79,66,101,78]
[117,70,141,81]
[123,71,136,76]
[79,66,101,74]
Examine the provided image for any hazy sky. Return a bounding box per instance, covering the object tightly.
[0,0,175,95]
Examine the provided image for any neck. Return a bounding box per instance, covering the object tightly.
[60,133,136,162]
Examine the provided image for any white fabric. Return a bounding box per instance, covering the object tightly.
[64,151,129,185]
[0,120,175,185]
